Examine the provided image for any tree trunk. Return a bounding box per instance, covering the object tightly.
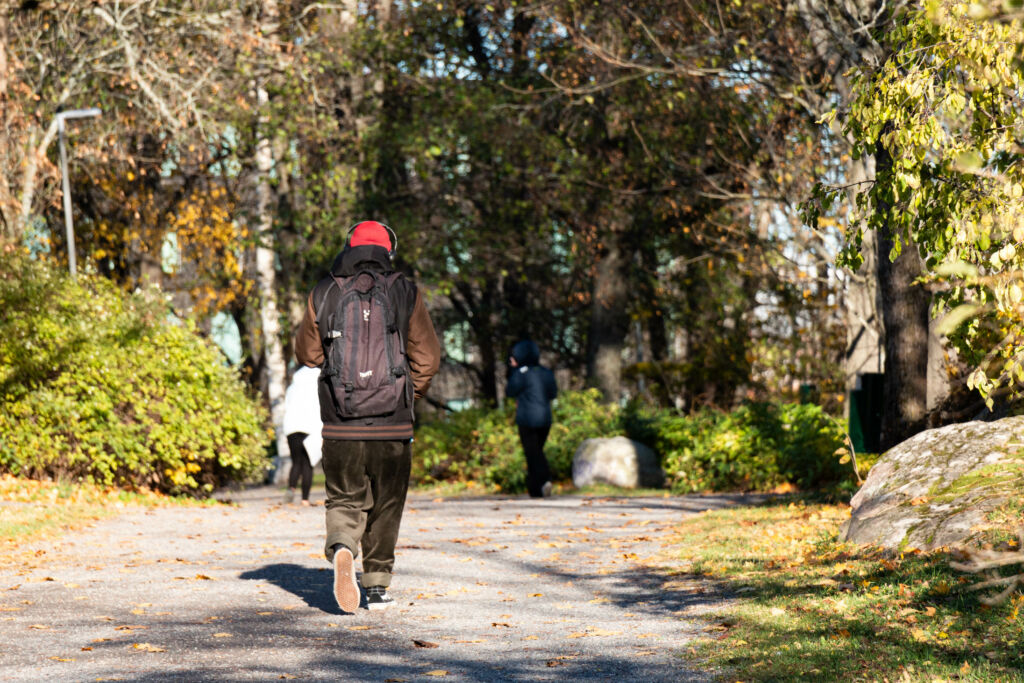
[253,1,289,469]
[843,156,884,390]
[0,11,12,237]
[875,143,929,450]
[587,230,631,401]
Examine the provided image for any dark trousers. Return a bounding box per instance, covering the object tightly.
[518,424,551,498]
[322,439,412,588]
[286,432,313,501]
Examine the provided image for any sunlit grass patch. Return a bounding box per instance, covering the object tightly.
[667,500,1024,681]
[0,475,221,566]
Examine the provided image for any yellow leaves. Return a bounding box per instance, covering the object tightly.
[212,632,232,638]
[132,642,165,652]
[424,671,449,677]
[567,627,623,638]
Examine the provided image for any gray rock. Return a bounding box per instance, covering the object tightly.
[572,436,665,489]
[843,416,1024,550]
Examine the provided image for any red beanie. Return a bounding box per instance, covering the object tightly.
[349,221,392,251]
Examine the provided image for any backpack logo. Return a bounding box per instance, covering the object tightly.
[359,370,373,379]
[363,308,370,322]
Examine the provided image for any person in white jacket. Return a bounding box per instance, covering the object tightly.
[283,365,324,505]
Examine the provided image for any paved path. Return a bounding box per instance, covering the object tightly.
[0,487,745,681]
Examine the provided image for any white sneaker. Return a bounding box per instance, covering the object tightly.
[332,547,360,613]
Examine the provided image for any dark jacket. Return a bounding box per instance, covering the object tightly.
[506,340,558,428]
[294,245,441,440]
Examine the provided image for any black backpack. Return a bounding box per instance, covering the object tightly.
[315,270,410,418]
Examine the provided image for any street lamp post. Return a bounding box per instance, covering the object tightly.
[55,108,102,277]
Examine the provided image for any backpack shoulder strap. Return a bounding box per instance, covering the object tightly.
[313,278,339,328]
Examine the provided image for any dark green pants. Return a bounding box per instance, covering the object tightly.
[322,439,411,588]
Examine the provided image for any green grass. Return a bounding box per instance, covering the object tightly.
[665,499,1024,681]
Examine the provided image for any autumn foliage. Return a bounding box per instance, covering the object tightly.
[0,244,268,494]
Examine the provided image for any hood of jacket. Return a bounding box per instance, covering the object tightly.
[330,244,392,277]
[511,339,541,367]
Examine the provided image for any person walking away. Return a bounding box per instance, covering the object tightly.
[506,339,558,498]
[294,220,440,613]
[282,365,323,506]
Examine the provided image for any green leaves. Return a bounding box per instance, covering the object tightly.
[0,249,268,495]
[829,0,1024,405]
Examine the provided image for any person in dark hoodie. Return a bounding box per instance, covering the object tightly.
[506,339,558,498]
[294,221,440,613]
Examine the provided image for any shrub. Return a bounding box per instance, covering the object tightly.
[412,389,622,492]
[0,245,270,495]
[414,392,849,494]
[624,401,848,493]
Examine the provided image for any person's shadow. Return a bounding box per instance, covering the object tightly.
[240,564,354,613]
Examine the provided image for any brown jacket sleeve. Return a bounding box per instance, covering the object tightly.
[407,290,441,399]
[294,291,324,367]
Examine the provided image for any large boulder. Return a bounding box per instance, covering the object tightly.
[572,436,665,489]
[843,416,1024,550]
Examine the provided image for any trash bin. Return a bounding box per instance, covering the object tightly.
[849,373,883,454]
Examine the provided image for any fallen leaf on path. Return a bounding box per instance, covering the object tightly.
[194,574,214,580]
[346,625,371,631]
[529,593,543,598]
[28,624,50,630]
[115,625,147,631]
[546,660,567,667]
[212,633,232,638]
[91,638,111,643]
[522,635,538,640]
[424,670,448,676]
[413,639,439,648]
[50,656,74,661]
[131,609,146,615]
[81,646,93,651]
[278,675,297,680]
[131,643,165,652]
[257,612,274,616]
[492,623,511,628]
